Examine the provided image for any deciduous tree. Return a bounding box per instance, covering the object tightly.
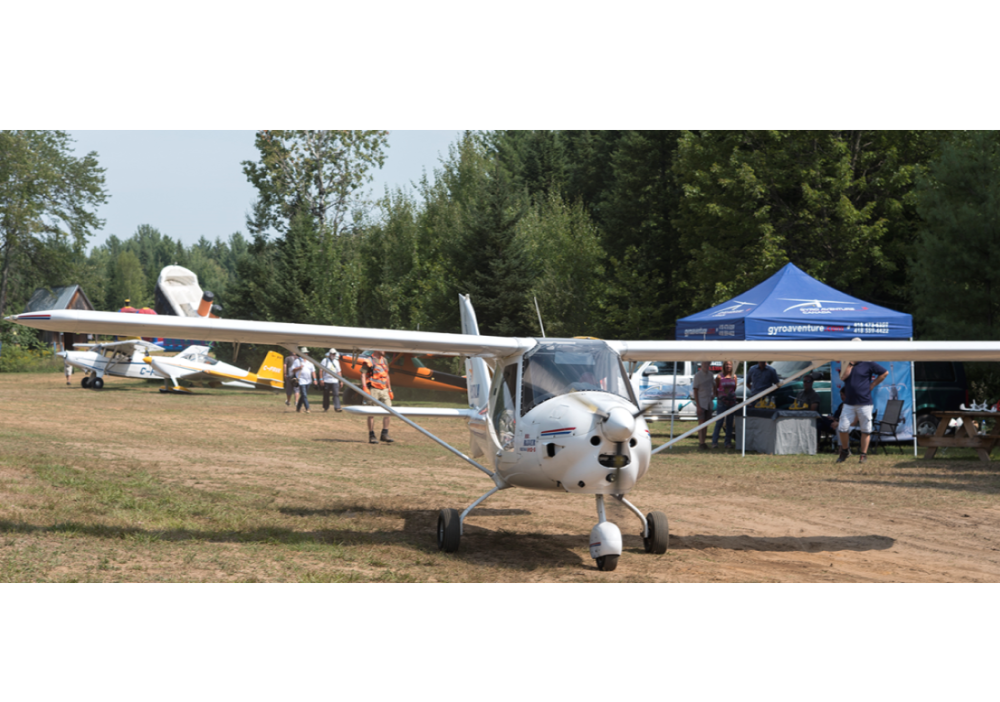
[242,130,389,237]
[0,130,107,316]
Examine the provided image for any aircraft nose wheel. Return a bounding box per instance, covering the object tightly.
[643,511,669,554]
[596,554,619,572]
[437,508,461,552]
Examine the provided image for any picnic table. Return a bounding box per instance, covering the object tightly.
[917,410,1000,463]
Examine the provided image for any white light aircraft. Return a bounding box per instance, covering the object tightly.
[144,346,285,393]
[11,300,1000,571]
[59,339,164,389]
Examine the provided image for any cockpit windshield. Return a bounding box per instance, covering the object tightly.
[520,339,634,414]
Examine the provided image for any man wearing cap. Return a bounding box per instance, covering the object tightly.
[284,352,302,407]
[836,353,888,464]
[361,349,394,444]
[295,347,317,413]
[320,348,342,412]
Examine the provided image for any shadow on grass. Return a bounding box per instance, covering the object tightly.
[825,477,1000,495]
[0,505,587,572]
[666,533,895,552]
[311,438,371,444]
[823,460,1000,495]
[279,506,531,517]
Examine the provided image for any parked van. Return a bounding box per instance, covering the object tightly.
[628,361,727,421]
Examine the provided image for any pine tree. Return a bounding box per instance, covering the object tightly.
[911,130,1000,340]
[450,163,533,336]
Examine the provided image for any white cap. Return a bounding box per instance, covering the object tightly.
[328,348,338,356]
[299,346,309,354]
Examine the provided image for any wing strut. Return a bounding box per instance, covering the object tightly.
[293,348,500,482]
[650,361,824,455]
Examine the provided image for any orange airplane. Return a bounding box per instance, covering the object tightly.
[339,351,465,393]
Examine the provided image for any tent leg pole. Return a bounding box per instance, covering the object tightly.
[742,360,747,457]
[911,353,917,457]
[670,365,677,447]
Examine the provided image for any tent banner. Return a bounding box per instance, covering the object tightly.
[832,362,913,442]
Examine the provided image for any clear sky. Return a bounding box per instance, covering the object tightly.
[67,130,464,250]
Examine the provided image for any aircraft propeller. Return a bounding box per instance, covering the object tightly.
[566,392,656,491]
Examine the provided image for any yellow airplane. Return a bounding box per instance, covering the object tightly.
[142,345,284,393]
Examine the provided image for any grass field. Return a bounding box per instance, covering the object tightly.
[3,371,1000,582]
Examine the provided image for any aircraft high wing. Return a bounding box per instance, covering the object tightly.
[10,303,1000,572]
[15,309,1000,364]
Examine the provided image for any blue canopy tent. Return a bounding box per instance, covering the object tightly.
[675,262,912,341]
[675,263,915,453]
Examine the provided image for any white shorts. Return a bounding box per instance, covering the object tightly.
[838,404,873,434]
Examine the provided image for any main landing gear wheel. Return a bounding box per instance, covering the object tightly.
[81,376,91,388]
[596,554,619,572]
[437,508,461,552]
[91,377,104,390]
[643,511,669,554]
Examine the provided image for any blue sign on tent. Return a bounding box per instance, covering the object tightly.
[675,263,913,341]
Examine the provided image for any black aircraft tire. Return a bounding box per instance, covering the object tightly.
[643,511,669,554]
[81,376,91,388]
[437,508,461,552]
[596,554,619,572]
[91,377,104,390]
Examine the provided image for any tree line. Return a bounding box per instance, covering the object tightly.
[3,130,999,360]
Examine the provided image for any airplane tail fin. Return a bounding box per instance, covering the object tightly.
[459,294,490,413]
[255,351,285,388]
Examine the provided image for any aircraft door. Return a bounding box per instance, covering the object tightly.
[488,359,521,465]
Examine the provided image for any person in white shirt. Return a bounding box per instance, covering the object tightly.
[320,348,342,412]
[295,349,316,413]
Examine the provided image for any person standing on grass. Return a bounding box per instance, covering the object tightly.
[361,350,394,444]
[837,348,888,465]
[692,361,716,451]
[295,349,317,413]
[64,360,73,386]
[320,348,342,412]
[712,360,738,449]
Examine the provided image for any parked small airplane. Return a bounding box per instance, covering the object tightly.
[143,346,285,393]
[59,339,164,389]
[340,351,465,394]
[12,300,1000,571]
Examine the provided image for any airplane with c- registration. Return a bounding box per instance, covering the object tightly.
[143,346,285,393]
[11,298,1000,571]
[58,338,164,389]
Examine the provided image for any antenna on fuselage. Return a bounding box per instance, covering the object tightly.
[534,296,546,338]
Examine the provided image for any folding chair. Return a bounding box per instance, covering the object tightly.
[870,399,904,454]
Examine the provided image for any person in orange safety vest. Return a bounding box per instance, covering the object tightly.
[361,349,394,444]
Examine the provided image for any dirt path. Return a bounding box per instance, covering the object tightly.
[3,373,1000,582]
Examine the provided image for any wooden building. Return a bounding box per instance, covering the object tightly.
[24,285,96,351]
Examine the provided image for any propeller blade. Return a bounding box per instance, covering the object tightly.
[566,391,609,419]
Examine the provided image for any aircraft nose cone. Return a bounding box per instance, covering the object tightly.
[603,406,635,443]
